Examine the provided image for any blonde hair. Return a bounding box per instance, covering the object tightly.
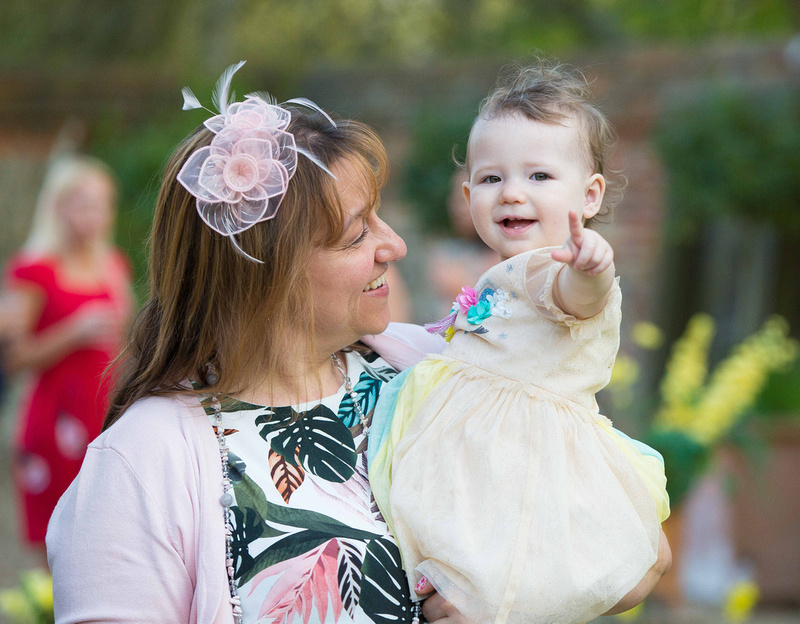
[105,110,388,428]
[25,155,117,255]
[467,59,625,226]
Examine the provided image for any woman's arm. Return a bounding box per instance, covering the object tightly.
[4,286,122,374]
[46,397,218,623]
[603,528,673,616]
[48,446,196,623]
[360,322,446,371]
[418,527,671,622]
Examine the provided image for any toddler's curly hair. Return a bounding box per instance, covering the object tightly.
[469,59,625,227]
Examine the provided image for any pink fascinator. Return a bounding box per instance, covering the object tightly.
[178,61,336,262]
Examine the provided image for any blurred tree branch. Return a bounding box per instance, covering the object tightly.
[3,0,796,77]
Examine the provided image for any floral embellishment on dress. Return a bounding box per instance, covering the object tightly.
[467,287,512,325]
[466,299,492,325]
[487,288,512,319]
[456,286,479,314]
[426,284,514,340]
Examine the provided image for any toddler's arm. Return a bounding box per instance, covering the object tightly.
[549,210,615,319]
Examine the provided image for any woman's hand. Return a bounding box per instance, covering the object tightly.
[416,577,472,624]
[5,295,123,374]
[67,301,124,348]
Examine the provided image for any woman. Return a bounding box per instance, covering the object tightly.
[5,155,132,546]
[46,66,668,623]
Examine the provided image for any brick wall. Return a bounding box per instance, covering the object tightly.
[0,41,796,329]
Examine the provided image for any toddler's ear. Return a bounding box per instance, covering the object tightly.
[582,173,605,221]
[462,180,471,206]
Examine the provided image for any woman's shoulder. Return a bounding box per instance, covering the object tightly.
[359,322,446,371]
[108,246,133,276]
[4,252,57,287]
[94,393,214,471]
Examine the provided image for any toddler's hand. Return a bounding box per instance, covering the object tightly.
[551,210,613,275]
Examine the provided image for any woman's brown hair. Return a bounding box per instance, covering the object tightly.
[104,109,388,429]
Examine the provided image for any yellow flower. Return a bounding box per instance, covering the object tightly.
[632,322,665,350]
[688,317,799,444]
[655,314,799,444]
[0,588,36,622]
[444,326,455,342]
[724,580,759,623]
[614,602,643,620]
[21,569,53,612]
[609,354,640,390]
[658,313,714,411]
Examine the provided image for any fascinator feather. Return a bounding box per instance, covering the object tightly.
[177,61,336,262]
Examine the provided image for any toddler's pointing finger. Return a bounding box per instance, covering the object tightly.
[568,210,584,244]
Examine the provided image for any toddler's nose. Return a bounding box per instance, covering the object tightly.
[499,180,525,204]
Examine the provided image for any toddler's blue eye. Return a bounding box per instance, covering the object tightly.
[482,175,501,184]
[531,172,550,181]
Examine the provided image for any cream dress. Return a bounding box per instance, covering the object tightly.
[369,248,670,624]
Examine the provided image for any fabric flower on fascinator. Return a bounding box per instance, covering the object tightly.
[178,60,335,262]
[177,101,297,236]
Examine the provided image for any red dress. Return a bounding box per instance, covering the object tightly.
[6,251,131,544]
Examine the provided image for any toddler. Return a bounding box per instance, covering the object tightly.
[369,61,670,624]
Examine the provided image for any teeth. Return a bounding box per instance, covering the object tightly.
[363,273,387,292]
[503,218,535,229]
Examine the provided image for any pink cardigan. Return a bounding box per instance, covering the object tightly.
[46,323,444,623]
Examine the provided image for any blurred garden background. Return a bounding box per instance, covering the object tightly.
[1,1,800,622]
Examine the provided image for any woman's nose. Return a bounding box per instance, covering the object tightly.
[375,218,407,264]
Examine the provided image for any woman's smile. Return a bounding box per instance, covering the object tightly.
[308,158,406,352]
[363,272,388,292]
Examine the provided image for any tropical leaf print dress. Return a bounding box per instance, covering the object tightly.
[371,248,670,624]
[204,351,414,624]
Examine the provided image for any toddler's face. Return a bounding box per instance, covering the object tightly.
[463,114,604,262]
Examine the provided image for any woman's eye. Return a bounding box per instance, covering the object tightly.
[531,172,550,181]
[351,225,369,246]
[482,175,501,184]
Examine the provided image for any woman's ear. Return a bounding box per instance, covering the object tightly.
[583,173,606,221]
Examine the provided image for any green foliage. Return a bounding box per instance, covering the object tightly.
[597,0,797,41]
[755,359,800,416]
[0,0,197,68]
[655,86,800,241]
[5,0,797,74]
[401,107,474,234]
[646,429,710,507]
[90,110,203,301]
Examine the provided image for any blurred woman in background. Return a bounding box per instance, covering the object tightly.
[3,155,133,546]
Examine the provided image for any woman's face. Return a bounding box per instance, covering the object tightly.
[57,171,116,246]
[307,159,407,353]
